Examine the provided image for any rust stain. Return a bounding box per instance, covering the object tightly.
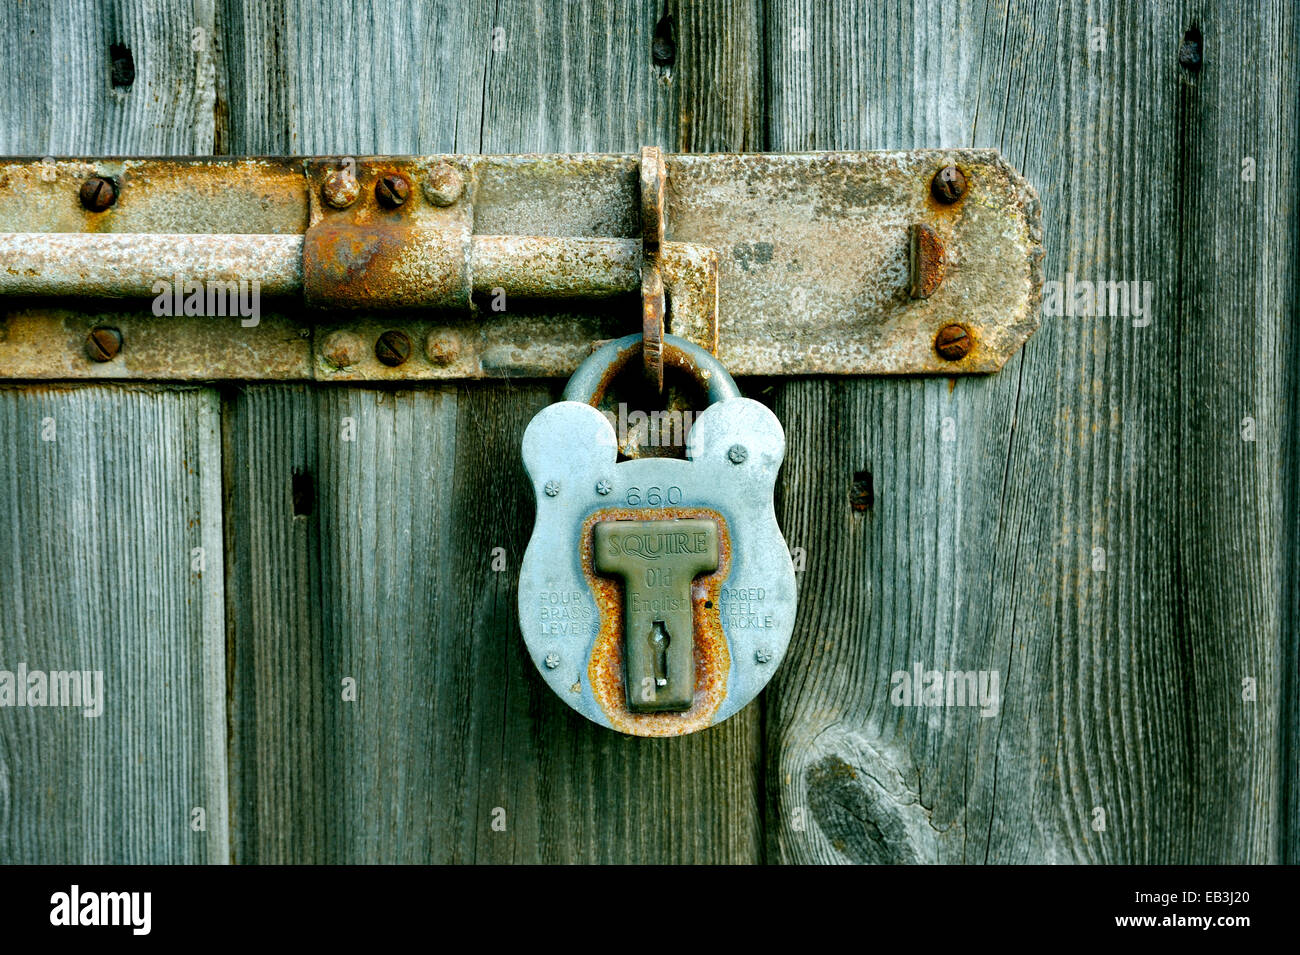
[908,222,946,299]
[581,507,732,736]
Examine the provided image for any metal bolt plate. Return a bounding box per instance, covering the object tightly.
[0,151,1041,381]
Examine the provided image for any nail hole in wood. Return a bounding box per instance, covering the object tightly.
[1178,25,1203,72]
[850,470,874,512]
[292,468,314,517]
[652,13,675,70]
[110,43,135,89]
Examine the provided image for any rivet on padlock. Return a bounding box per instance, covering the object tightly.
[518,333,797,736]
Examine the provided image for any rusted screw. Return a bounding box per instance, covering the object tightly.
[322,168,360,209]
[424,330,460,367]
[934,324,973,361]
[375,174,410,209]
[931,165,967,204]
[422,163,464,206]
[375,329,411,366]
[79,176,117,212]
[321,330,367,368]
[85,325,123,362]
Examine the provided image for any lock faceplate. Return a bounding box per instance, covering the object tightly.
[519,395,796,736]
[594,518,720,712]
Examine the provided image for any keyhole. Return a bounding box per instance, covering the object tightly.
[651,620,670,686]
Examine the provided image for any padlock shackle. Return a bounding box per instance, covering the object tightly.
[563,333,740,407]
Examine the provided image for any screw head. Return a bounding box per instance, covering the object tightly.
[375,174,410,209]
[321,330,367,368]
[596,479,612,496]
[423,163,464,206]
[374,329,412,366]
[544,480,560,497]
[934,324,973,361]
[931,165,968,204]
[322,168,360,209]
[424,330,459,367]
[755,648,773,664]
[727,444,749,465]
[544,652,561,670]
[85,325,123,362]
[79,176,117,212]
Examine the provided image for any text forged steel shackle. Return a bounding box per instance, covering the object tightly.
[518,333,798,737]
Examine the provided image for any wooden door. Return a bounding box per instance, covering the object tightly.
[0,0,1294,864]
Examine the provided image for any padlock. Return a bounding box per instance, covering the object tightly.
[518,333,797,736]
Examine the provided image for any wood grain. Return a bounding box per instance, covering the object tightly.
[1,0,1292,866]
[221,0,767,862]
[763,0,1296,864]
[0,0,229,863]
[0,387,227,863]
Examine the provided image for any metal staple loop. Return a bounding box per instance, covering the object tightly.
[639,145,667,391]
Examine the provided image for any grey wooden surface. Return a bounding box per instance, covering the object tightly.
[0,0,228,864]
[0,386,227,863]
[0,0,1295,863]
[764,0,1297,864]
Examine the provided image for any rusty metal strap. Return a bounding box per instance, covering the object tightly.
[0,151,1040,381]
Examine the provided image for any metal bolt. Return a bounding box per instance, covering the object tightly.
[544,480,560,497]
[544,652,561,669]
[423,163,464,206]
[85,325,122,362]
[321,330,367,368]
[596,479,612,496]
[728,444,749,465]
[375,174,410,209]
[79,176,117,212]
[755,648,772,664]
[375,329,411,366]
[322,168,360,209]
[935,324,973,361]
[931,165,967,204]
[424,330,459,367]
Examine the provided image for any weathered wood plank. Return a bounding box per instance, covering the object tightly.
[224,385,461,862]
[223,0,766,862]
[763,0,1296,863]
[0,387,227,863]
[0,0,219,155]
[225,382,765,863]
[0,0,228,863]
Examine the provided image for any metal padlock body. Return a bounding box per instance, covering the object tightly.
[519,334,796,736]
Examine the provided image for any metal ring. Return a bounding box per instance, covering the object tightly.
[563,333,740,407]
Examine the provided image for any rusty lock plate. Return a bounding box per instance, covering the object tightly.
[0,151,1041,381]
[593,517,720,712]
